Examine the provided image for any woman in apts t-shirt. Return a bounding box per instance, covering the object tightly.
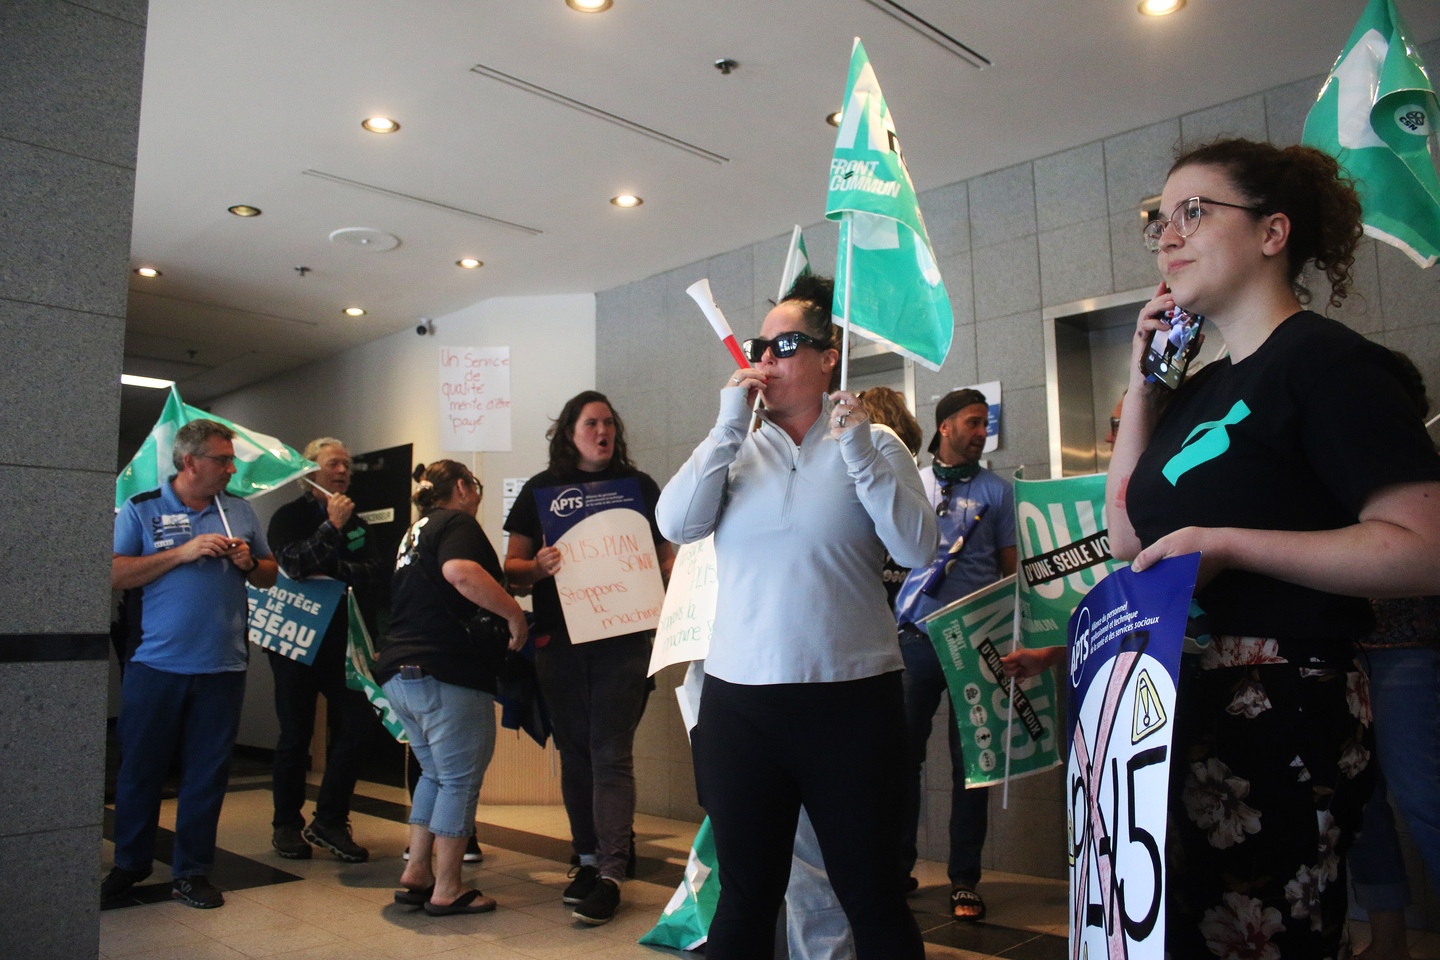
[1105,139,1440,959]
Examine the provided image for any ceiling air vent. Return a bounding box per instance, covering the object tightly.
[861,0,991,69]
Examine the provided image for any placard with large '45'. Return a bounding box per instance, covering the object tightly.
[1067,554,1198,960]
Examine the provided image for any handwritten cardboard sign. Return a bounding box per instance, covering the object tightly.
[648,537,718,676]
[438,345,511,451]
[536,478,666,644]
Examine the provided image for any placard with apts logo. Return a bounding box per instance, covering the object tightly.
[535,478,667,644]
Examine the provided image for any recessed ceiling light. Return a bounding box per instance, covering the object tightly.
[361,116,400,134]
[121,374,175,389]
[566,0,612,12]
[456,258,483,269]
[228,204,262,217]
[1138,0,1185,15]
[826,110,843,127]
[343,307,366,317]
[610,194,643,208]
[134,266,161,278]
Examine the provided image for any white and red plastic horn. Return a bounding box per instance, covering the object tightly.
[685,279,748,370]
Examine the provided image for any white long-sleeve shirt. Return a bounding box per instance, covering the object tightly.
[657,387,938,685]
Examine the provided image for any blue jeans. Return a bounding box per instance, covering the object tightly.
[1350,646,1440,910]
[382,675,495,838]
[899,628,988,887]
[112,662,247,879]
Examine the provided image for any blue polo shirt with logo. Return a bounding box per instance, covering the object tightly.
[114,479,271,674]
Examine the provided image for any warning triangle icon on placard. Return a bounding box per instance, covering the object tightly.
[1131,670,1167,744]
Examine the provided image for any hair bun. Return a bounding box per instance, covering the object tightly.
[412,463,427,482]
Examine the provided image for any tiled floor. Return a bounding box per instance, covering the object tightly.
[100,772,1439,959]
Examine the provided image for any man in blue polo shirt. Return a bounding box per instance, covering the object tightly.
[895,389,1016,923]
[103,420,278,909]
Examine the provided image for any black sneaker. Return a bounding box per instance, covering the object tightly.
[572,877,620,925]
[303,819,369,863]
[272,824,312,859]
[172,875,224,909]
[562,864,600,905]
[463,836,484,863]
[100,865,151,906]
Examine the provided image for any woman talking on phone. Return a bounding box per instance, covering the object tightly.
[1106,139,1440,959]
[657,274,937,959]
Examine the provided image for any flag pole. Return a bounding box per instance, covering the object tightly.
[840,217,854,392]
[1001,594,1021,810]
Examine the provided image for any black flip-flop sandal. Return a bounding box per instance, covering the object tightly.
[950,887,986,923]
[424,889,497,916]
[393,884,435,906]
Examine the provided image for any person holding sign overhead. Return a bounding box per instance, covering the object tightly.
[265,437,384,864]
[504,391,675,926]
[1108,139,1440,959]
[657,275,938,959]
[376,461,527,917]
[105,420,278,910]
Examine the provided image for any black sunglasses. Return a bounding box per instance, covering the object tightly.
[741,331,829,363]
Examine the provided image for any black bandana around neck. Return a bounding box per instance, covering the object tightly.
[933,460,979,484]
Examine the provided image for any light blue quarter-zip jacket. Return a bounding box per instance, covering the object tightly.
[657,387,937,685]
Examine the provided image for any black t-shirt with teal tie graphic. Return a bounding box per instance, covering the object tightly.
[1128,311,1440,647]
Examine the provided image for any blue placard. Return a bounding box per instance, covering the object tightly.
[1066,553,1198,960]
[246,570,346,665]
[536,477,646,543]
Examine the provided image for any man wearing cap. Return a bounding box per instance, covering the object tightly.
[893,389,1016,923]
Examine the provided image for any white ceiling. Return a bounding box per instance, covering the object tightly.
[123,0,1440,403]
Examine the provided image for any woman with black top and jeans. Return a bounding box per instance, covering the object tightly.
[504,391,675,926]
[376,460,527,916]
[1107,139,1440,958]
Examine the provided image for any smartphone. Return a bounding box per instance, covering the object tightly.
[1141,306,1204,390]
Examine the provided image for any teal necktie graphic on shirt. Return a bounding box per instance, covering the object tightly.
[1162,401,1252,485]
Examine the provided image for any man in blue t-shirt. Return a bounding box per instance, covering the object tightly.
[894,389,1016,923]
[103,420,278,910]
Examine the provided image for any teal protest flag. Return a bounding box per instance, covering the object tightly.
[115,386,315,508]
[825,38,953,373]
[343,588,409,743]
[1301,0,1440,267]
[777,225,813,300]
[639,816,721,951]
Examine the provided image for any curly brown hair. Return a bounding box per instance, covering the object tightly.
[858,386,922,456]
[546,391,635,474]
[1170,139,1363,309]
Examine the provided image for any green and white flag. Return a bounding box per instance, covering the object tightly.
[115,386,315,508]
[777,225,813,300]
[343,588,408,743]
[825,38,953,371]
[1301,0,1440,267]
[639,816,721,951]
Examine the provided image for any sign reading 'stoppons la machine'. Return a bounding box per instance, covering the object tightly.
[1067,555,1197,960]
[536,479,667,644]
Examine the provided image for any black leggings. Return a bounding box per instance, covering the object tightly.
[693,671,923,960]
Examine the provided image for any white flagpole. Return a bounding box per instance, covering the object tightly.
[840,217,854,392]
[301,476,333,499]
[213,495,234,538]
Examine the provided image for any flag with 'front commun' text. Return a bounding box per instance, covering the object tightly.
[825,38,953,370]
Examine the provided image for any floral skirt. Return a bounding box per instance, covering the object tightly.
[1166,636,1374,960]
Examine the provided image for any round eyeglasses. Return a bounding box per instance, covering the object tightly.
[1142,196,1264,253]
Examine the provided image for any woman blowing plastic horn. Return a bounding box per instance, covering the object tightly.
[657,274,938,960]
[1107,139,1440,959]
[376,461,526,917]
